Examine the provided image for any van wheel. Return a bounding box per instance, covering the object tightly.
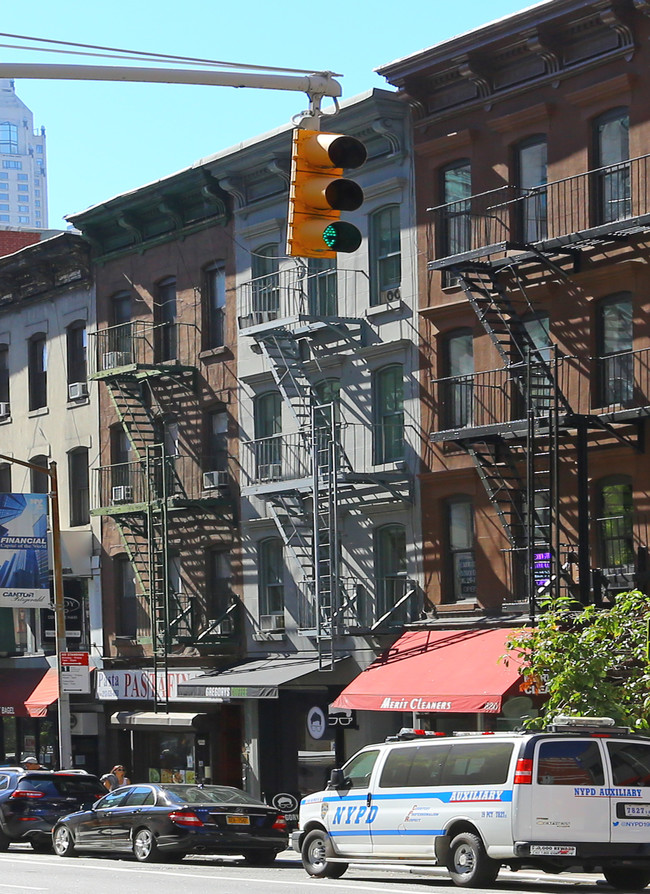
[447,832,500,888]
[301,829,348,879]
[603,866,650,891]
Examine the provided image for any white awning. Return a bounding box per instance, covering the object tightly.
[109,711,203,729]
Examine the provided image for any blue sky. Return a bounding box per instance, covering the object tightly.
[0,0,539,228]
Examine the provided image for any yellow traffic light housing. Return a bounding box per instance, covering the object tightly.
[286,128,366,258]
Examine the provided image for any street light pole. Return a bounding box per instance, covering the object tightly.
[0,453,71,768]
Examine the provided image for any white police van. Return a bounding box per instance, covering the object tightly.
[291,717,650,889]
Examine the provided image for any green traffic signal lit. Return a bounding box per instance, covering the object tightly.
[323,221,362,253]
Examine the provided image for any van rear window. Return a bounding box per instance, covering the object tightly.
[607,741,650,787]
[536,740,604,786]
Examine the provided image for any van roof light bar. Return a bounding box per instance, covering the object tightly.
[551,715,615,728]
[386,728,446,742]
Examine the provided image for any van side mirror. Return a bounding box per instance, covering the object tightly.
[328,768,346,789]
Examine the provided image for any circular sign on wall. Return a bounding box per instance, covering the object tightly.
[271,792,299,812]
[307,706,326,740]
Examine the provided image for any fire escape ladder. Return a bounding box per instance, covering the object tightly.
[466,439,526,550]
[266,494,312,582]
[257,331,313,430]
[106,379,157,462]
[313,403,339,671]
[146,444,171,712]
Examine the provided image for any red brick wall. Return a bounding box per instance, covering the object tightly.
[0,230,41,257]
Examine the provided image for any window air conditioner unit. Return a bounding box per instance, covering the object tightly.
[203,470,228,490]
[258,463,281,481]
[68,381,88,400]
[260,614,285,632]
[0,402,9,418]
[102,351,129,370]
[111,485,133,504]
[379,286,401,305]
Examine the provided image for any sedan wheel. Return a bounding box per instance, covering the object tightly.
[133,827,159,863]
[53,825,76,858]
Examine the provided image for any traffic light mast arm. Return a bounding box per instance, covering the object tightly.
[0,63,341,121]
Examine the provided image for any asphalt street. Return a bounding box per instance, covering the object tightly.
[0,845,625,894]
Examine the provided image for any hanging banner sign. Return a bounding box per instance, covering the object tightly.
[0,494,50,608]
[61,651,90,694]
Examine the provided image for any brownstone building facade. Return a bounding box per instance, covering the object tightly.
[379,0,650,618]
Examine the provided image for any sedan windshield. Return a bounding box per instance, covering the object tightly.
[162,785,266,806]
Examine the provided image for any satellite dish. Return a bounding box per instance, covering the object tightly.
[502,696,534,718]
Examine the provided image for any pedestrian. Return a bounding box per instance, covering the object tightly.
[100,764,131,791]
[21,756,41,770]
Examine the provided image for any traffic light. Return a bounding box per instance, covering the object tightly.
[286,128,366,258]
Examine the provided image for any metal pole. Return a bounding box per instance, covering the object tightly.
[49,461,72,769]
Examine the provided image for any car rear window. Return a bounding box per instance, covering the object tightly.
[162,785,267,807]
[536,740,605,786]
[18,775,105,796]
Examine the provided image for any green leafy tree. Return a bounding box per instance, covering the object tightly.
[504,590,650,729]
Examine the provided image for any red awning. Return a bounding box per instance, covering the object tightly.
[331,628,523,714]
[0,668,59,718]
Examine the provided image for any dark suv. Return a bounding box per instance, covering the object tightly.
[0,769,106,851]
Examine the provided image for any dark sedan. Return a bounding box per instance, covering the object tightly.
[52,783,288,863]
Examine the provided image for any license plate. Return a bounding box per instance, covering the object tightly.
[624,804,650,818]
[226,815,250,825]
[530,845,577,856]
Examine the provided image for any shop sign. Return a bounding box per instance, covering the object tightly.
[307,706,327,740]
[96,668,205,701]
[61,651,90,694]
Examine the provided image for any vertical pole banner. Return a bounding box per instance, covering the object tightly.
[0,494,50,608]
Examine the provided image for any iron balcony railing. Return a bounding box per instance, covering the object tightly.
[430,347,650,438]
[89,320,199,375]
[241,423,413,488]
[427,153,650,265]
[94,455,233,509]
[237,267,367,330]
[297,577,421,632]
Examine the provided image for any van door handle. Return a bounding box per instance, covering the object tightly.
[366,793,372,807]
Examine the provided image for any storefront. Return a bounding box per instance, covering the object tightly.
[0,667,58,765]
[97,667,242,787]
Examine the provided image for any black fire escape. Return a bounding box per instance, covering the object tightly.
[428,154,650,618]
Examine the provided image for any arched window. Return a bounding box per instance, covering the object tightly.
[203,262,226,349]
[515,135,547,242]
[258,537,284,619]
[593,107,630,224]
[251,244,279,322]
[66,320,87,391]
[254,392,282,479]
[439,159,471,284]
[442,329,473,429]
[30,455,49,495]
[596,293,633,407]
[68,447,89,526]
[28,333,47,410]
[374,524,407,620]
[446,496,476,603]
[596,476,634,571]
[369,204,401,306]
[373,364,404,464]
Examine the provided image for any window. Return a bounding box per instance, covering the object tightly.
[446,496,476,602]
[443,329,473,428]
[0,463,11,492]
[156,277,177,362]
[341,749,380,789]
[203,262,225,349]
[115,555,137,638]
[518,313,552,415]
[18,206,29,213]
[17,174,28,181]
[2,160,21,169]
[0,123,18,154]
[68,448,89,526]
[30,455,49,495]
[0,344,9,405]
[594,107,630,224]
[537,740,604,786]
[374,524,407,620]
[597,477,634,570]
[28,334,47,410]
[66,321,87,386]
[109,291,132,361]
[369,205,401,305]
[258,537,284,616]
[18,216,28,223]
[440,742,514,786]
[251,244,279,322]
[308,257,337,316]
[0,206,8,212]
[110,426,132,493]
[205,409,228,474]
[439,159,472,272]
[608,741,650,787]
[207,550,233,622]
[373,364,404,463]
[597,293,633,406]
[254,391,282,477]
[379,744,450,789]
[0,216,8,222]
